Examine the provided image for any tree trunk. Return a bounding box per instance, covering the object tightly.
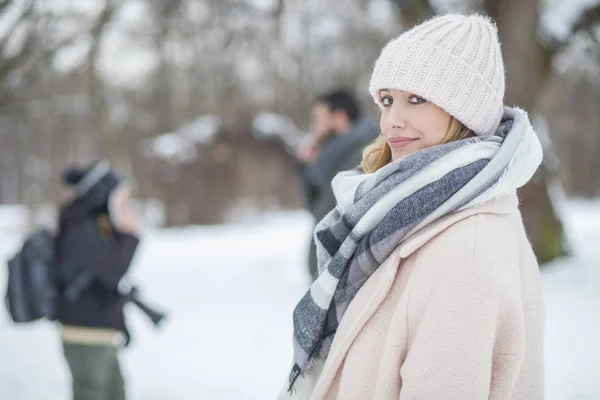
[388,0,434,29]
[484,0,567,263]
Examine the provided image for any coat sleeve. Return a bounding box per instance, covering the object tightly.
[63,220,140,289]
[399,215,514,399]
[298,162,320,211]
[309,144,366,221]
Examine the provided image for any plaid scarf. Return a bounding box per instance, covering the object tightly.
[287,107,543,391]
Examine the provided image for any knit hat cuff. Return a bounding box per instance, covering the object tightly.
[369,38,504,136]
[76,161,112,195]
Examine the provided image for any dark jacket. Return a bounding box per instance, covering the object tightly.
[299,118,379,277]
[54,198,139,333]
[300,118,379,221]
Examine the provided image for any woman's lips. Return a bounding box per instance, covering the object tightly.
[388,136,418,148]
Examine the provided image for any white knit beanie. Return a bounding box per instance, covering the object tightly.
[369,14,505,136]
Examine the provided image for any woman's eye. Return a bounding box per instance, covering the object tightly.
[381,96,393,107]
[408,95,426,104]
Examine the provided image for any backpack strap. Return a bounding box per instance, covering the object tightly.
[61,269,93,303]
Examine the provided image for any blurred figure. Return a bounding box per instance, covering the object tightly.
[55,161,140,400]
[296,89,378,279]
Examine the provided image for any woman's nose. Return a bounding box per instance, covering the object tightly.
[384,105,407,129]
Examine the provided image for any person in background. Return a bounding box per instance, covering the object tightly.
[296,89,379,279]
[55,161,140,400]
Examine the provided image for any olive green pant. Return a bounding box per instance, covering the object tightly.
[63,342,125,400]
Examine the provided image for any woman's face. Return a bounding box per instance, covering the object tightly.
[108,184,131,220]
[378,89,452,161]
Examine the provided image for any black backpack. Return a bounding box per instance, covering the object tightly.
[5,225,167,328]
[4,229,58,323]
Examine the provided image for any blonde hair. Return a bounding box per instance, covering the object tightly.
[361,117,474,173]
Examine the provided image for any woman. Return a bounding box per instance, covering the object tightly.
[281,14,545,400]
[56,161,140,400]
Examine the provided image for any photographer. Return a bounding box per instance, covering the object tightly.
[55,161,140,400]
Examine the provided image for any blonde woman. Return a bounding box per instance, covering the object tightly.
[281,14,545,400]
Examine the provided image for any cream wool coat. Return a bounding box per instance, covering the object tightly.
[282,192,545,400]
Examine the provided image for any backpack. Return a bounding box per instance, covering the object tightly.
[5,223,166,329]
[4,229,58,323]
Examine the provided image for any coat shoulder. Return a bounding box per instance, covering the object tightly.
[408,208,525,294]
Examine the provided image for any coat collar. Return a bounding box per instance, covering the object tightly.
[397,192,518,258]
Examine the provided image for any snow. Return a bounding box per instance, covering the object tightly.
[0,0,33,41]
[96,30,158,89]
[252,112,308,154]
[177,115,221,144]
[366,0,398,31]
[541,0,600,40]
[0,205,30,233]
[540,198,600,399]
[141,133,196,164]
[52,37,93,74]
[1,200,600,399]
[141,115,222,164]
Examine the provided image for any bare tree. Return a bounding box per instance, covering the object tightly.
[1,0,598,251]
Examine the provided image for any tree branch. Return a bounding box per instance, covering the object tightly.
[271,0,285,19]
[0,0,16,16]
[0,33,35,78]
[542,3,600,59]
[0,0,34,51]
[572,4,600,35]
[87,1,122,161]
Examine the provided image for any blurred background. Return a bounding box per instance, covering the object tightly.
[0,0,599,399]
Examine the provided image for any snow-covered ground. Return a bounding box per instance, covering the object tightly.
[0,201,599,400]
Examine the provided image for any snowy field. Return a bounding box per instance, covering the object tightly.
[0,201,599,400]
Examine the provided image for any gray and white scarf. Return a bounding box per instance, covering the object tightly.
[287,107,543,391]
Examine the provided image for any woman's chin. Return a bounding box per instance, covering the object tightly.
[391,147,420,161]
